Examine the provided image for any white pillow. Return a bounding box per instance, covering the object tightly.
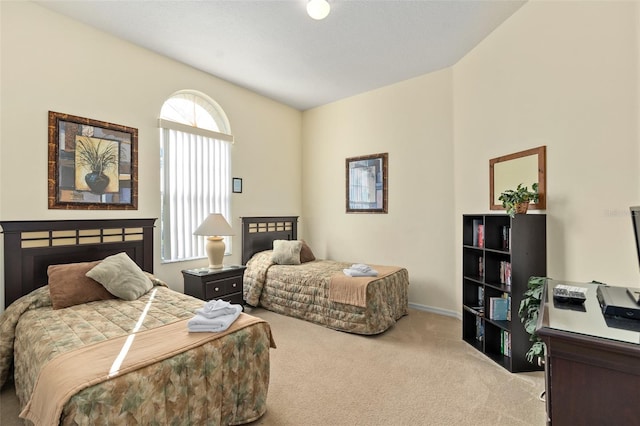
[86,252,152,300]
[271,240,302,265]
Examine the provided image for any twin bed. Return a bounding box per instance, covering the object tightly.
[240,216,409,335]
[0,219,273,425]
[0,216,409,425]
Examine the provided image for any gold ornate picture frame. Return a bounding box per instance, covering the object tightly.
[48,111,138,210]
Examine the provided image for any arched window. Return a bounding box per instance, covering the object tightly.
[159,90,233,262]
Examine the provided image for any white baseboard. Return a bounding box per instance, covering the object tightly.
[409,302,461,320]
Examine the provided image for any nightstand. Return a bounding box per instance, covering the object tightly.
[182,265,246,305]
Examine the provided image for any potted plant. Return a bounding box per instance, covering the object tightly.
[498,182,539,218]
[518,276,546,365]
[76,137,118,195]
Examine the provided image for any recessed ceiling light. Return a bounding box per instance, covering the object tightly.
[307,0,330,20]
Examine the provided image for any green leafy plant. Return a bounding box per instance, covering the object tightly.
[76,137,118,174]
[518,276,546,364]
[498,182,539,218]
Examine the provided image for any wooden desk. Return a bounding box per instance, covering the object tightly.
[537,280,640,425]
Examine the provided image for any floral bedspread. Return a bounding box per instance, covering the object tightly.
[0,285,273,425]
[243,250,409,334]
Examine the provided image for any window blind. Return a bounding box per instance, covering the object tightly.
[160,127,231,262]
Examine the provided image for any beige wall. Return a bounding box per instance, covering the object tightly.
[302,70,457,314]
[2,1,639,317]
[303,0,640,316]
[0,2,302,309]
[454,0,640,308]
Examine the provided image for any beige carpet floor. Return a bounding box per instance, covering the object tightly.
[1,308,545,425]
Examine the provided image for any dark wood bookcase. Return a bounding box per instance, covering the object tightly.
[462,213,547,372]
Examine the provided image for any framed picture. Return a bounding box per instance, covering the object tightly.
[233,177,243,193]
[48,111,138,210]
[346,152,388,213]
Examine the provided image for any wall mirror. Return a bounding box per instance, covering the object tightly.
[346,152,388,213]
[490,146,546,211]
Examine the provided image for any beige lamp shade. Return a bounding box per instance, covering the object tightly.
[193,213,234,269]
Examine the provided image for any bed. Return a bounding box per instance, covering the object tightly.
[0,218,274,425]
[241,216,409,335]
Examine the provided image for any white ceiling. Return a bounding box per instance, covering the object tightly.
[36,0,526,111]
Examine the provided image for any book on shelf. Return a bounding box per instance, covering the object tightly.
[472,219,480,246]
[478,286,484,307]
[501,330,511,357]
[472,219,484,247]
[499,261,512,286]
[478,256,484,279]
[501,226,510,250]
[475,316,484,342]
[489,296,509,321]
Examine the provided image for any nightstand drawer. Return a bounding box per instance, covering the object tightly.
[204,276,242,300]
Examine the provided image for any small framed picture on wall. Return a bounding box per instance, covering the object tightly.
[233,177,243,193]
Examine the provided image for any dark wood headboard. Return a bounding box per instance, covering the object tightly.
[1,218,155,308]
[241,216,298,264]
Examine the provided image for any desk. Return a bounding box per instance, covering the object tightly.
[537,279,640,425]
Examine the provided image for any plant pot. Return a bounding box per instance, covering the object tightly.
[515,202,529,214]
[85,171,110,194]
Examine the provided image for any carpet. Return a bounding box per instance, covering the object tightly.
[0,308,545,425]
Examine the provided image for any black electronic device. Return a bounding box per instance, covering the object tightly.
[628,207,640,305]
[597,285,640,320]
[552,285,587,305]
[631,207,640,271]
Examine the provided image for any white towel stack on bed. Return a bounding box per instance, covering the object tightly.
[188,299,242,332]
[343,263,378,277]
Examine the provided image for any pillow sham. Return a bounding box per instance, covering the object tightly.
[86,252,152,300]
[271,240,303,265]
[48,260,116,310]
[300,240,316,263]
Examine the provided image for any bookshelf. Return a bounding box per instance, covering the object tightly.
[462,213,547,373]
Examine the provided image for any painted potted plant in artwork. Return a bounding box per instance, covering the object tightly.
[75,137,118,195]
[498,183,539,218]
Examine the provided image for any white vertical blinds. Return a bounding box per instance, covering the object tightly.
[160,125,231,262]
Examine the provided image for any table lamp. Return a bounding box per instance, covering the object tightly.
[193,213,234,269]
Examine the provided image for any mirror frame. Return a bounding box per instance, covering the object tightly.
[346,152,388,214]
[489,146,546,211]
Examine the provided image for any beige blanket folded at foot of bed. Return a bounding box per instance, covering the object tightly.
[329,265,402,307]
[20,313,275,425]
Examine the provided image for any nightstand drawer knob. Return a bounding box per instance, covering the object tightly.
[232,283,237,288]
[215,287,220,292]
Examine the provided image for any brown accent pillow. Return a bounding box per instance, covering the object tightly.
[48,261,116,309]
[300,240,316,263]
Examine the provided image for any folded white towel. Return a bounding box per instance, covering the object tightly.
[350,263,373,273]
[343,268,378,277]
[188,305,242,332]
[195,299,239,319]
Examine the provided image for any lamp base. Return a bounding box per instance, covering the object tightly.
[205,236,225,269]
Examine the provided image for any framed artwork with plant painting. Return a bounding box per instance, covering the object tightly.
[48,111,138,210]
